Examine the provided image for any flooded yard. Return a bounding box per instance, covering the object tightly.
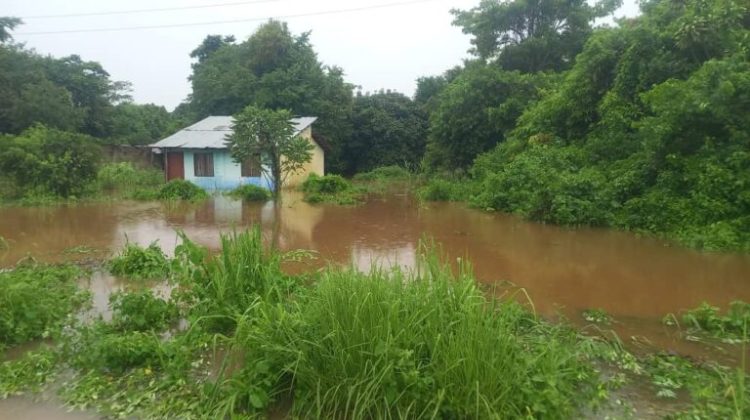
[2,193,750,419]
[2,192,750,359]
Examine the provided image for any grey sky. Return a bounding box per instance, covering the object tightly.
[6,0,641,111]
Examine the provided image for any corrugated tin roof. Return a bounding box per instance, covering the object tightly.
[151,116,317,149]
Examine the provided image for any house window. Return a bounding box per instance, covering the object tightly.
[194,152,214,177]
[241,154,262,177]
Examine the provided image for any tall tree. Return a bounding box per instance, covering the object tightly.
[0,17,21,43]
[342,90,427,174]
[226,106,313,196]
[189,20,353,172]
[452,0,620,72]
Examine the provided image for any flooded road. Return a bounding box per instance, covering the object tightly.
[2,192,750,360]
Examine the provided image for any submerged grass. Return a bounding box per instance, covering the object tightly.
[228,184,272,202]
[301,174,364,205]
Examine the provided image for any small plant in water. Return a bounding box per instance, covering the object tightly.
[158,180,209,201]
[228,184,271,201]
[108,241,171,279]
[109,290,179,332]
[582,308,613,325]
[680,301,750,342]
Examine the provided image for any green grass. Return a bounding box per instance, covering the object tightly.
[109,290,179,332]
[228,184,272,202]
[98,162,164,200]
[352,165,411,182]
[0,348,58,398]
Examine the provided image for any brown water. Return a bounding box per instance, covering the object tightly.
[2,193,750,417]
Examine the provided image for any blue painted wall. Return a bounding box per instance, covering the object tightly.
[182,149,273,191]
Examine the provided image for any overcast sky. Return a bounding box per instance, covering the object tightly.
[6,0,640,110]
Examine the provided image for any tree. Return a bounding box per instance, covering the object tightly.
[188,20,353,172]
[0,17,21,43]
[424,64,551,170]
[190,34,236,63]
[341,90,427,174]
[226,106,313,196]
[109,102,177,145]
[452,0,620,72]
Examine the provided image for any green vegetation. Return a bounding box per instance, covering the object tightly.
[157,180,209,201]
[301,174,363,205]
[0,349,57,397]
[227,106,313,196]
[0,231,746,418]
[97,162,164,199]
[665,301,750,343]
[228,184,271,201]
[418,177,468,202]
[0,263,88,350]
[352,165,411,182]
[108,241,171,280]
[582,308,613,325]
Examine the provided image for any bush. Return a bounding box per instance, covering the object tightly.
[157,180,209,201]
[0,126,101,199]
[108,241,171,280]
[0,263,89,349]
[228,184,271,201]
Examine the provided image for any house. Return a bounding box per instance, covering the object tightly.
[150,115,324,191]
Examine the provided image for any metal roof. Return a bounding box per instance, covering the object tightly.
[151,116,318,149]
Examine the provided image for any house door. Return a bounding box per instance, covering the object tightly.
[166,152,184,180]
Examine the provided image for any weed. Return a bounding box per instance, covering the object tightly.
[109,290,179,332]
[0,349,58,398]
[228,184,271,202]
[98,162,163,199]
[301,174,364,205]
[681,301,750,342]
[108,241,171,280]
[418,177,468,202]
[0,263,89,349]
[582,308,613,325]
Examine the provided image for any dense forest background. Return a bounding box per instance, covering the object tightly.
[0,0,748,250]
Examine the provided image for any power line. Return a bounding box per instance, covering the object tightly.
[20,0,286,20]
[16,0,444,36]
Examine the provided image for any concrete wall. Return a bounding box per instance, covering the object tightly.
[183,149,273,191]
[284,126,326,188]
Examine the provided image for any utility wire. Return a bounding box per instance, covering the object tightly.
[17,0,443,36]
[20,0,287,20]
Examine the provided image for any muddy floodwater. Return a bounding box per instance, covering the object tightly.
[2,192,750,419]
[2,192,750,361]
[2,193,750,355]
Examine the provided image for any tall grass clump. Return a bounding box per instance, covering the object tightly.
[0,263,89,350]
[228,184,271,202]
[158,180,209,201]
[301,174,363,205]
[177,229,294,333]
[214,244,599,418]
[108,241,171,280]
[418,178,469,202]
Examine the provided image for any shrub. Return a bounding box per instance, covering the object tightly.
[228,184,271,201]
[157,180,209,201]
[108,241,171,280]
[0,126,101,198]
[681,301,750,341]
[0,263,89,349]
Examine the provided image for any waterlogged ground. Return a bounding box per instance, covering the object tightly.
[1,192,750,418]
